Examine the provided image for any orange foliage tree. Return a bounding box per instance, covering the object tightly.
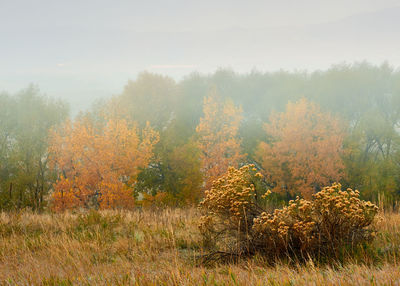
[49,116,159,211]
[257,98,345,198]
[196,92,245,189]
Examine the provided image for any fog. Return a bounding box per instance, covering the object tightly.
[1,0,400,112]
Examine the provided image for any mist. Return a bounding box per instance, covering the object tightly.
[1,0,400,113]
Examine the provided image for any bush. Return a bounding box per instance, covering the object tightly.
[198,165,379,264]
[198,165,268,250]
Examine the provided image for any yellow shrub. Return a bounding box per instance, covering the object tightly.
[199,166,379,263]
[199,164,269,253]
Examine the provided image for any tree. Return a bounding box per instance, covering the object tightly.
[343,108,400,203]
[0,86,68,211]
[49,116,159,211]
[196,91,245,190]
[104,72,177,130]
[135,118,203,205]
[257,99,345,199]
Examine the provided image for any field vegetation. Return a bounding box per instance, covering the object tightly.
[0,208,399,285]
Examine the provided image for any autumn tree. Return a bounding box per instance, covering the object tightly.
[196,91,245,190]
[257,98,345,199]
[49,116,159,211]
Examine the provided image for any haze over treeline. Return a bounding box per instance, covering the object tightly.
[1,62,400,210]
[1,0,400,112]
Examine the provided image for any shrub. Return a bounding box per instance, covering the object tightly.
[198,165,269,248]
[198,165,379,264]
[140,192,170,208]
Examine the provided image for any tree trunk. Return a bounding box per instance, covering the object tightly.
[9,182,12,200]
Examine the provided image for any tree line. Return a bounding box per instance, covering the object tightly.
[1,62,399,211]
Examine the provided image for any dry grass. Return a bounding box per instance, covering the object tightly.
[0,208,399,285]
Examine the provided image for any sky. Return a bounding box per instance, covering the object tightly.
[1,0,400,111]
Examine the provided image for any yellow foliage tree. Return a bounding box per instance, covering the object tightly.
[196,92,245,190]
[49,116,159,211]
[257,98,345,198]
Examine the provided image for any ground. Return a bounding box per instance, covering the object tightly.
[0,208,399,285]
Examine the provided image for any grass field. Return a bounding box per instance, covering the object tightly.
[0,208,400,285]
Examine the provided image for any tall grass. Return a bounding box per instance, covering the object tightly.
[0,208,399,285]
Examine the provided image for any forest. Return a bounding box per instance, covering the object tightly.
[1,62,399,211]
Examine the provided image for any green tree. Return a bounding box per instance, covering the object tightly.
[105,72,177,130]
[135,119,202,205]
[0,86,68,210]
[343,107,400,204]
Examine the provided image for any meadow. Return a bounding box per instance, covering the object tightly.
[1,208,400,285]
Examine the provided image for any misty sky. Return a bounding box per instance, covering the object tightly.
[1,0,400,112]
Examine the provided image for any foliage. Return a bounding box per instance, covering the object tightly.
[257,99,345,199]
[98,73,204,204]
[196,91,245,190]
[90,64,400,205]
[135,123,203,205]
[139,192,172,208]
[0,86,68,211]
[198,164,267,249]
[2,62,400,210]
[104,72,177,130]
[199,166,379,264]
[342,106,400,204]
[253,183,378,259]
[49,117,159,211]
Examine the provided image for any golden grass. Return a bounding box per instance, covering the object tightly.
[0,208,399,285]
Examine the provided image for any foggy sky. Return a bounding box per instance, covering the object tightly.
[1,0,400,112]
